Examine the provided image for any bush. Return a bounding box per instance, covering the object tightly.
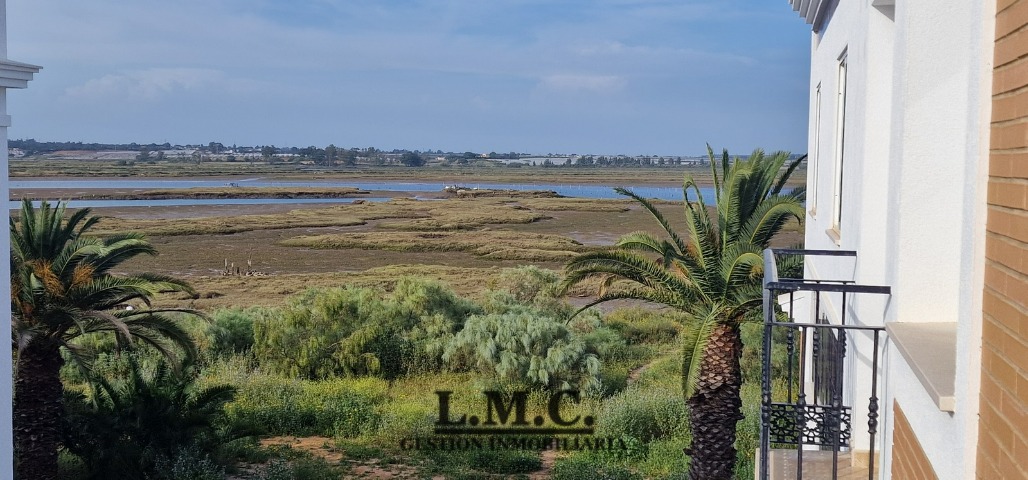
[151,446,225,480]
[482,266,579,319]
[596,387,688,443]
[467,449,542,474]
[259,459,293,480]
[604,308,682,344]
[62,359,236,479]
[223,375,388,437]
[551,455,642,480]
[443,312,601,392]
[253,278,479,379]
[207,308,266,357]
[374,402,434,444]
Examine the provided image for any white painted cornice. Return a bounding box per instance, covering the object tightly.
[788,0,836,29]
[0,58,40,88]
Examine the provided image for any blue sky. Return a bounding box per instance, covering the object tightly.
[7,0,811,156]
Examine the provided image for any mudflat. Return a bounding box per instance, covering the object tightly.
[10,169,804,311]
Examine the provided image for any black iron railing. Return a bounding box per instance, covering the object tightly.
[758,249,891,480]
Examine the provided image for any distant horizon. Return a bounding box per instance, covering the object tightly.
[8,137,808,159]
[8,0,812,156]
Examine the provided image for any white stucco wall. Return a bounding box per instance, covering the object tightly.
[1,2,38,477]
[1,1,12,476]
[799,0,994,478]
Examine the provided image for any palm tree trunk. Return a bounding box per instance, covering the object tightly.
[686,323,744,480]
[14,339,64,480]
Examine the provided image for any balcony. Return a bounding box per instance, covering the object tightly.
[757,249,891,480]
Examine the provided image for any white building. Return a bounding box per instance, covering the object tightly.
[764,0,1028,478]
[0,1,39,478]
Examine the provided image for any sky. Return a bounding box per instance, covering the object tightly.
[6,0,812,156]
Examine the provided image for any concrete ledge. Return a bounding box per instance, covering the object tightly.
[886,322,957,412]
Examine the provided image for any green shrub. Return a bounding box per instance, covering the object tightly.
[290,457,346,480]
[151,447,225,480]
[57,451,89,480]
[492,265,561,303]
[208,308,267,357]
[374,402,434,444]
[604,308,682,345]
[467,449,542,474]
[253,278,479,379]
[483,266,580,319]
[259,459,293,480]
[443,311,601,391]
[580,324,632,363]
[634,437,691,478]
[552,455,642,480]
[62,357,237,480]
[596,387,688,443]
[224,375,388,437]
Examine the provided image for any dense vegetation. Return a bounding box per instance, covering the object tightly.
[40,262,792,479]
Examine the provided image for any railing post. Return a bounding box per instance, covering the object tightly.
[760,249,777,480]
[868,331,881,480]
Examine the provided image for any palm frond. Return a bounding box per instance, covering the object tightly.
[772,153,807,196]
[613,187,688,255]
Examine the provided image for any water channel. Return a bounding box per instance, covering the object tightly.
[8,178,717,209]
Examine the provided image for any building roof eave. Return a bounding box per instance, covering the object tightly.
[0,59,40,89]
[788,0,836,30]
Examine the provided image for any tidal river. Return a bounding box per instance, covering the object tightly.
[8,178,717,209]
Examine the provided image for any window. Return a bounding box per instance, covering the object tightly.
[831,55,847,234]
[810,84,822,215]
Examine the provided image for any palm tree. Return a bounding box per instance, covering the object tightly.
[62,357,238,479]
[10,199,199,480]
[562,148,805,480]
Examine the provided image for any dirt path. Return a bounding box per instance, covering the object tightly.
[529,449,560,479]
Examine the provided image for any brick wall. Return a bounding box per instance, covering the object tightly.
[892,402,939,480]
[978,0,1028,478]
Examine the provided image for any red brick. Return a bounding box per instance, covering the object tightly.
[996,29,1028,67]
[998,0,1022,15]
[991,154,1015,177]
[1002,331,1028,372]
[986,262,1011,295]
[991,121,1028,149]
[1011,154,1028,178]
[993,89,1028,123]
[989,180,1028,209]
[998,0,1028,39]
[986,235,1024,272]
[1000,389,1028,430]
[1006,270,1028,309]
[995,57,1028,95]
[987,208,1015,238]
[893,402,939,480]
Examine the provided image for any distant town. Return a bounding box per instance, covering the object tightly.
[9,139,803,169]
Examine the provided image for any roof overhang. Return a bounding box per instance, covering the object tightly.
[788,0,837,31]
[0,59,40,89]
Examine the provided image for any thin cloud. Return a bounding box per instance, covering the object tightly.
[64,68,264,101]
[539,74,627,94]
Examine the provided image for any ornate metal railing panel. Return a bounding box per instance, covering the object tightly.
[758,249,890,480]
